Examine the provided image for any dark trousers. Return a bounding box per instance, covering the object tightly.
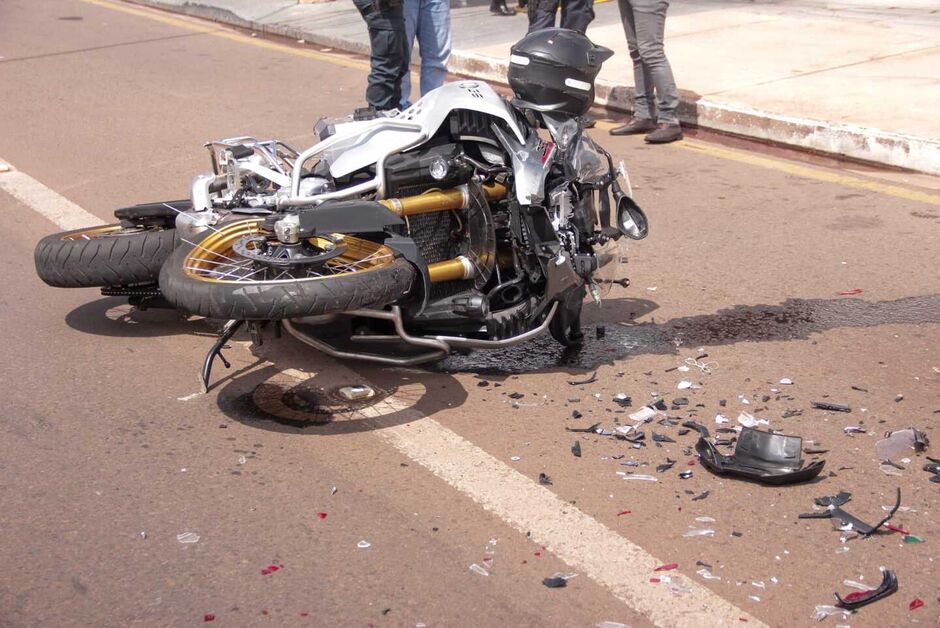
[527,0,594,34]
[354,0,409,111]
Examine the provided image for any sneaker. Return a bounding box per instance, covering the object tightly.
[609,118,656,136]
[644,123,683,144]
[490,0,515,15]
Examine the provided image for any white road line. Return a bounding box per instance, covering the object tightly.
[0,160,105,230]
[7,160,763,626]
[279,367,765,628]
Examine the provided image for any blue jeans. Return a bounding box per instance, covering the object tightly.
[400,0,452,109]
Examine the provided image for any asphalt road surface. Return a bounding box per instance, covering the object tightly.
[1,1,939,626]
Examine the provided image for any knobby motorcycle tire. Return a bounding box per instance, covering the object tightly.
[34,225,179,288]
[158,236,417,321]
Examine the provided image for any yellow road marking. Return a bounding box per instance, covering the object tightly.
[595,120,940,206]
[79,0,370,71]
[86,0,939,207]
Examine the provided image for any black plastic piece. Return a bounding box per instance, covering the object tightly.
[297,200,404,236]
[695,427,826,485]
[114,199,190,223]
[799,488,901,536]
[812,401,852,412]
[835,570,898,610]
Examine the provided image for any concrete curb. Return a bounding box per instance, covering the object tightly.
[127,0,939,175]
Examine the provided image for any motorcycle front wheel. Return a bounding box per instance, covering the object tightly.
[159,218,416,320]
[35,224,178,288]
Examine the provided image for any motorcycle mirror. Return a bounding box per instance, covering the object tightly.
[614,192,648,240]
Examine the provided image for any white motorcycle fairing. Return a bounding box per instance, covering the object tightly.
[324,81,527,183]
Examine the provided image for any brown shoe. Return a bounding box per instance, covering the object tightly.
[609,118,656,136]
[644,123,683,144]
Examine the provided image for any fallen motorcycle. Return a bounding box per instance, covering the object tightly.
[34,29,648,389]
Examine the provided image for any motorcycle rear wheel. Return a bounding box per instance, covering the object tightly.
[34,224,178,288]
[159,218,416,320]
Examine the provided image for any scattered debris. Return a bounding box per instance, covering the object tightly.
[613,393,632,407]
[654,563,678,571]
[851,385,868,392]
[812,401,851,413]
[177,532,200,544]
[837,288,863,296]
[566,422,602,434]
[779,378,794,385]
[697,568,721,580]
[339,384,374,401]
[834,569,898,610]
[737,412,769,429]
[692,490,710,501]
[843,426,866,435]
[357,540,372,549]
[799,488,901,536]
[538,473,553,485]
[571,441,582,458]
[677,380,699,390]
[629,406,658,422]
[620,473,657,482]
[568,371,598,385]
[683,528,715,537]
[902,535,924,543]
[652,432,676,444]
[317,512,328,520]
[656,459,676,473]
[876,428,929,461]
[679,470,694,479]
[542,576,567,588]
[924,457,940,482]
[260,563,282,576]
[617,510,632,516]
[910,598,925,611]
[696,427,825,484]
[469,563,489,577]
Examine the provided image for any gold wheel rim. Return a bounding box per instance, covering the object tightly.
[183,219,397,284]
[61,225,134,240]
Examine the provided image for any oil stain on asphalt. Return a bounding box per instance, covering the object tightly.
[436,294,940,373]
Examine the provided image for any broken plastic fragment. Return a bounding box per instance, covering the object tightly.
[469,563,489,576]
[629,406,658,422]
[779,378,794,385]
[683,528,715,537]
[875,427,929,461]
[801,488,901,536]
[339,384,374,401]
[571,441,582,458]
[697,568,721,580]
[542,576,567,588]
[177,532,200,544]
[538,473,553,485]
[843,426,866,435]
[654,563,678,572]
[813,605,848,622]
[737,412,769,429]
[835,569,898,610]
[568,371,598,385]
[902,535,924,543]
[692,490,710,501]
[677,380,699,390]
[595,622,627,628]
[622,474,657,482]
[679,470,693,479]
[715,414,729,424]
[909,598,925,611]
[812,401,851,413]
[652,432,676,444]
[613,393,632,407]
[656,459,677,473]
[696,427,825,485]
[357,540,372,549]
[879,463,904,476]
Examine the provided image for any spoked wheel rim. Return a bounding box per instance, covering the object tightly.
[182,219,398,284]
[61,225,150,240]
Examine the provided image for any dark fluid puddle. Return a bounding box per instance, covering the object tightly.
[436,294,940,373]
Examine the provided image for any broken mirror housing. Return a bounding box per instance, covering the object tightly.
[695,427,826,485]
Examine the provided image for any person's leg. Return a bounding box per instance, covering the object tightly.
[527,0,559,31]
[633,0,679,124]
[399,0,419,109]
[560,0,594,34]
[355,0,407,111]
[417,0,451,96]
[617,0,654,121]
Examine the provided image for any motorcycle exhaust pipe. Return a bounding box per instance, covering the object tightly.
[379,182,507,217]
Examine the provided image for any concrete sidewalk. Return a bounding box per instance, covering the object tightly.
[128,0,939,174]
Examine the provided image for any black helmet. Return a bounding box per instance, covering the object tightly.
[508,28,613,117]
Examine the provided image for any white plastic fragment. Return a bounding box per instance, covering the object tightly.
[779,378,794,385]
[697,568,721,580]
[677,380,699,390]
[621,474,658,482]
[238,455,247,465]
[683,528,715,537]
[694,516,716,523]
[752,581,766,589]
[469,563,489,576]
[715,414,729,424]
[749,595,761,602]
[842,579,876,591]
[339,384,374,401]
[628,407,657,422]
[176,532,200,544]
[737,412,769,428]
[510,456,521,462]
[357,540,372,549]
[595,622,628,628]
[615,425,634,435]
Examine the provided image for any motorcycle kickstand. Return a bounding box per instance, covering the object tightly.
[200,319,245,393]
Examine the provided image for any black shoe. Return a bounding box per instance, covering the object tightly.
[490,0,516,15]
[644,123,683,144]
[517,0,528,8]
[581,114,597,129]
[609,118,656,136]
